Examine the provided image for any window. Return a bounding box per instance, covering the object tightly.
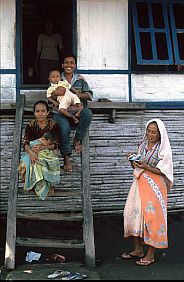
[131,0,184,71]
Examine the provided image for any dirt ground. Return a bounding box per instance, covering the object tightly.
[0,213,184,280]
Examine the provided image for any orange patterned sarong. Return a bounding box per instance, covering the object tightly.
[124,169,168,249]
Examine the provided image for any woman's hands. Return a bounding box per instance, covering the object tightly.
[132,160,149,171]
[127,152,137,169]
[127,153,147,170]
[26,144,46,164]
[28,150,39,164]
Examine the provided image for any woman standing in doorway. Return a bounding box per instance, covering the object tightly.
[34,19,64,84]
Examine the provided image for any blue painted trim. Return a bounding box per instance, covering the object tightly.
[147,1,157,60]
[76,70,129,74]
[169,0,184,65]
[21,85,48,90]
[140,60,173,65]
[16,0,21,96]
[145,101,184,109]
[0,69,16,74]
[72,0,77,56]
[132,0,174,65]
[132,2,142,63]
[162,1,174,63]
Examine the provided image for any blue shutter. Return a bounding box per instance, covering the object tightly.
[169,0,184,65]
[132,0,174,65]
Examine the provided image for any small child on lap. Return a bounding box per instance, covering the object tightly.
[46,69,83,124]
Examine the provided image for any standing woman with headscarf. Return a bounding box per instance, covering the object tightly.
[122,119,173,266]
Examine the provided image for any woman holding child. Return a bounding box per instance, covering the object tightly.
[18,100,61,200]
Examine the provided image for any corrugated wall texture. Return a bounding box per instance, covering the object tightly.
[0,110,183,215]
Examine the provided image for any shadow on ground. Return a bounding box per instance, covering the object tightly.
[0,213,184,280]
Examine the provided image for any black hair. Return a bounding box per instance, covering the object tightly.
[148,121,158,127]
[42,132,55,141]
[33,100,49,112]
[63,53,77,65]
[48,69,61,77]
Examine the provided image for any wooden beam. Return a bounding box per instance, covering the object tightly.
[81,131,96,268]
[4,95,25,270]
[16,237,84,249]
[88,101,145,110]
[16,212,83,221]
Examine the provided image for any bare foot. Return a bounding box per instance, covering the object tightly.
[72,116,79,124]
[73,138,82,154]
[63,155,73,172]
[121,249,144,259]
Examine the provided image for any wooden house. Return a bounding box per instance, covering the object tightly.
[1,0,184,254]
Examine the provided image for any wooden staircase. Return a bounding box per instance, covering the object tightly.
[4,95,96,270]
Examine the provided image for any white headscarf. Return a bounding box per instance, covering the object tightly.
[144,118,173,190]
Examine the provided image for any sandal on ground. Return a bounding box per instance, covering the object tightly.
[136,258,155,266]
[121,252,144,259]
[51,253,66,263]
[62,272,87,280]
[48,270,70,279]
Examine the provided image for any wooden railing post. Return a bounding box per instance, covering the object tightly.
[5,95,25,270]
[81,130,96,268]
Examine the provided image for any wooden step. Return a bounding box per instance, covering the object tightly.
[16,237,85,249]
[17,212,83,221]
[18,190,82,197]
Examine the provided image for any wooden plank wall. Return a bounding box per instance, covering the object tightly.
[0,109,184,215]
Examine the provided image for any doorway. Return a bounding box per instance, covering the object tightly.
[21,0,74,85]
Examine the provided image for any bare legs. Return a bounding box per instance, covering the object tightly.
[132,237,144,257]
[63,146,82,173]
[133,237,155,261]
[122,236,156,263]
[53,108,92,173]
[63,155,73,172]
[143,245,155,261]
[122,237,144,257]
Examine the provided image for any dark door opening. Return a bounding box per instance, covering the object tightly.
[22,0,73,86]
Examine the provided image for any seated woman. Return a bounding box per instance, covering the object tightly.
[18,100,61,200]
[122,118,173,266]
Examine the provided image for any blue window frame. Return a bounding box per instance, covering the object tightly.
[169,0,184,65]
[132,0,184,66]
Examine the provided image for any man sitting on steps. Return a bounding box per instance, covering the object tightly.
[50,54,93,173]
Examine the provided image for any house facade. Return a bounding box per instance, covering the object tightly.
[1,0,184,105]
[0,0,184,214]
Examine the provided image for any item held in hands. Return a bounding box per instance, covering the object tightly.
[128,153,141,162]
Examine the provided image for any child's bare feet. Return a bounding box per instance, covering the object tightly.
[73,138,82,154]
[72,116,79,124]
[75,111,80,118]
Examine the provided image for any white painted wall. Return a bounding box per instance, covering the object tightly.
[85,74,129,101]
[131,74,184,102]
[0,74,16,102]
[0,0,183,105]
[77,0,128,70]
[0,0,16,101]
[0,0,16,69]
